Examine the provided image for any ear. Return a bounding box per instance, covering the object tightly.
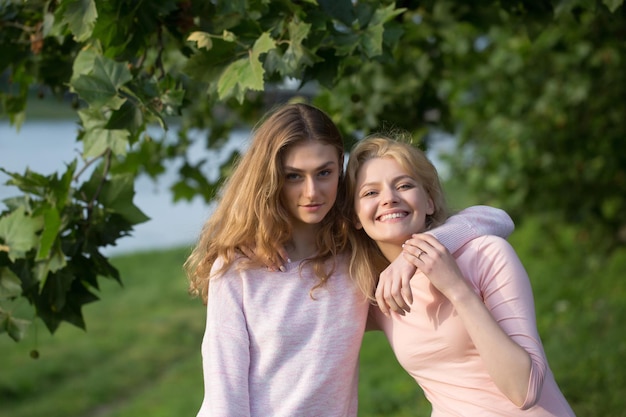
[354,219,363,230]
[426,197,435,215]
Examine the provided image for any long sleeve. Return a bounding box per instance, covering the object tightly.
[428,205,514,254]
[197,273,251,417]
[473,236,548,409]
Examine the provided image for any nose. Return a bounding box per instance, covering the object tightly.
[303,176,318,198]
[381,186,398,205]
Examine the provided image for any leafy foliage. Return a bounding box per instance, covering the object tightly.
[0,0,624,340]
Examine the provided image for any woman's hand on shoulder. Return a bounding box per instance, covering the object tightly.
[238,243,289,272]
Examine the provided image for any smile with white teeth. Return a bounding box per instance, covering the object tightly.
[378,212,407,221]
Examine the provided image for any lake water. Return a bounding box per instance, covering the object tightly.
[0,121,249,255]
[1,121,453,256]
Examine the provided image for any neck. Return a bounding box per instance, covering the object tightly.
[287,223,319,261]
[376,241,403,263]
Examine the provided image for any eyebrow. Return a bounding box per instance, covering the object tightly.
[283,161,337,172]
[358,174,415,190]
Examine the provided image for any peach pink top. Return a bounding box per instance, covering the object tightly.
[373,235,576,416]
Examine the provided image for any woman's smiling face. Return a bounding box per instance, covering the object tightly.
[354,156,434,254]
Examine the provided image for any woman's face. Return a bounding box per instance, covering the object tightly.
[280,141,340,228]
[354,156,434,252]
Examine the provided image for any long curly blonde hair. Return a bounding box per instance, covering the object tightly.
[185,103,351,304]
[344,133,449,301]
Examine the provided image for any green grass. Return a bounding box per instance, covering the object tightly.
[1,221,625,416]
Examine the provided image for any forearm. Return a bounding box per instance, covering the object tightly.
[449,287,532,407]
[428,205,514,254]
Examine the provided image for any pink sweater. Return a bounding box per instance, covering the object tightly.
[197,256,369,417]
[373,236,576,416]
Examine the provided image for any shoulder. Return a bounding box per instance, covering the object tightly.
[455,234,514,257]
[209,254,256,278]
[454,235,522,274]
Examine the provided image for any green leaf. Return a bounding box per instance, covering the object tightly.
[83,128,129,157]
[360,4,405,58]
[0,311,30,342]
[34,245,67,282]
[93,56,133,90]
[0,207,44,261]
[78,107,108,130]
[283,21,318,73]
[71,48,99,81]
[105,100,144,131]
[161,87,185,112]
[61,0,98,42]
[187,31,213,50]
[0,268,22,299]
[217,60,247,101]
[602,0,623,13]
[72,74,117,107]
[361,24,384,57]
[370,3,405,26]
[249,32,276,80]
[318,0,355,26]
[217,32,276,101]
[222,30,237,42]
[36,207,61,261]
[71,56,131,108]
[99,175,150,224]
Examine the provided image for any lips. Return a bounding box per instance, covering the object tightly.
[377,211,408,221]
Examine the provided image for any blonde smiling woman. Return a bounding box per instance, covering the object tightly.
[345,133,576,417]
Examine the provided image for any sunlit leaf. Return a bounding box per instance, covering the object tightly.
[0,207,44,261]
[83,128,129,157]
[71,48,98,81]
[222,30,237,42]
[217,32,275,101]
[283,21,317,72]
[187,31,213,50]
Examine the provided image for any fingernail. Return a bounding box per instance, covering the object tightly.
[279,265,286,272]
[287,258,292,263]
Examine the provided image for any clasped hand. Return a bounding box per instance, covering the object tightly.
[376,233,467,316]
